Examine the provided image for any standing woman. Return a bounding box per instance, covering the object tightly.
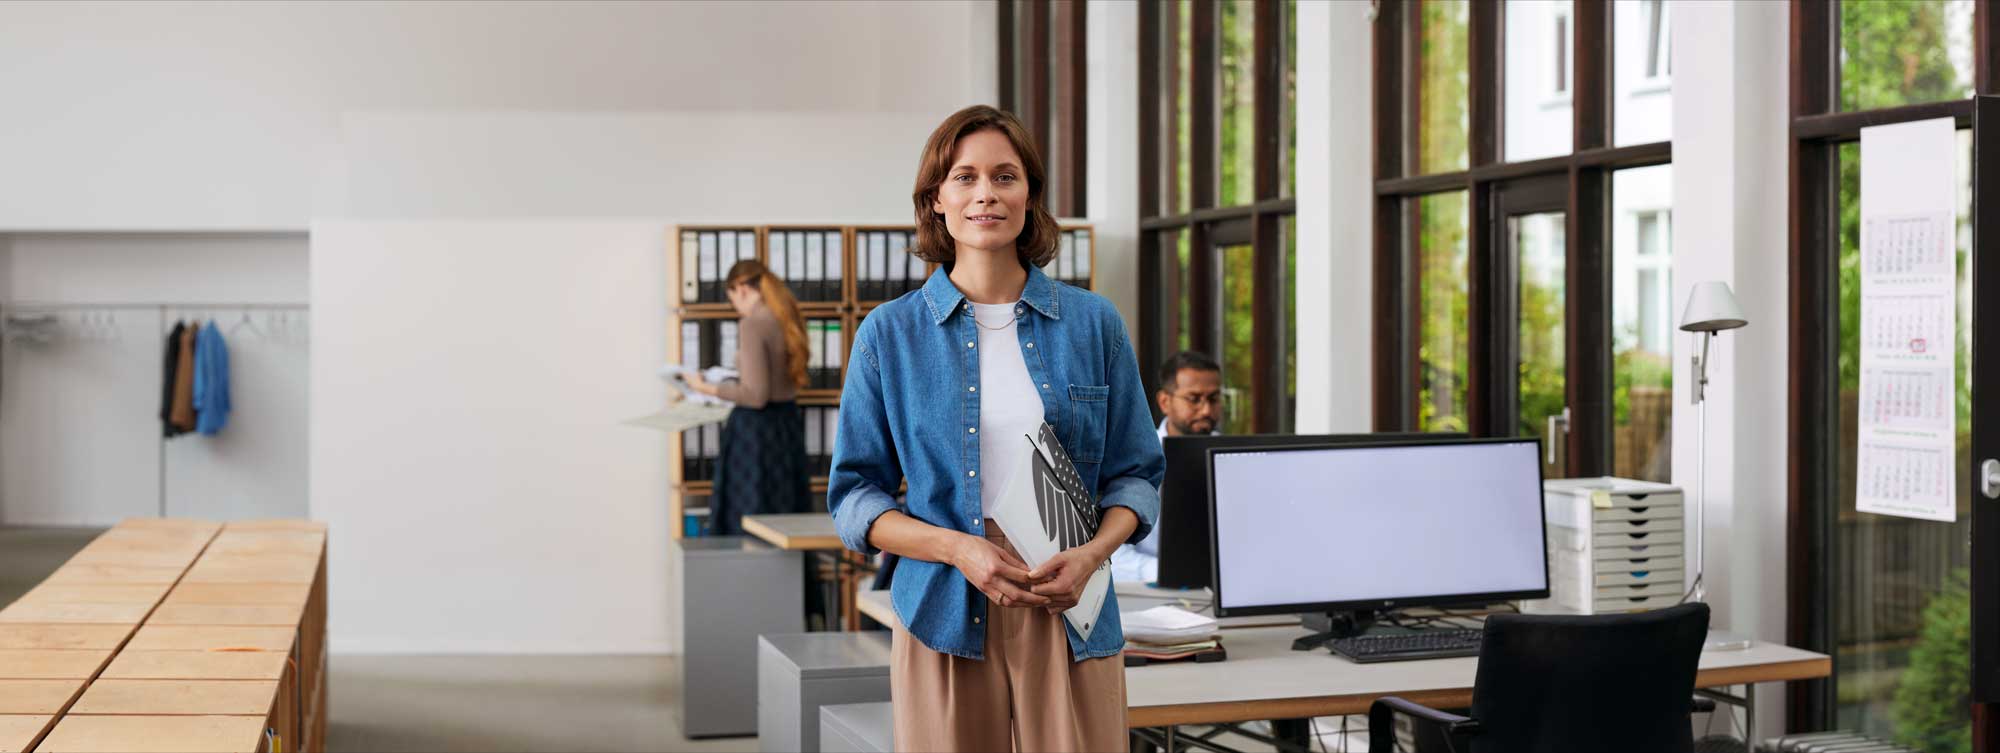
[828,105,1165,752]
[685,260,813,535]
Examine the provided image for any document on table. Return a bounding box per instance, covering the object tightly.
[1856,118,1959,522]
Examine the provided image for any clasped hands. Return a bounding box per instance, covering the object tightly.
[951,533,1104,615]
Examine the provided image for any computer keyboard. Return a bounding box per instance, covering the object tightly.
[1328,629,1483,663]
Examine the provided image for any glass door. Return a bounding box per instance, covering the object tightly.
[1491,176,1574,479]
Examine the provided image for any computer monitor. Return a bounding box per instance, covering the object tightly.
[1153,432,1448,590]
[1207,437,1550,618]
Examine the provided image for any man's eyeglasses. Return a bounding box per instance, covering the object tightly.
[1172,392,1226,409]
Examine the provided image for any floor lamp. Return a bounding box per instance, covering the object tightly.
[1679,282,1752,653]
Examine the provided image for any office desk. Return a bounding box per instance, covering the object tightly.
[742,513,865,630]
[855,590,1829,733]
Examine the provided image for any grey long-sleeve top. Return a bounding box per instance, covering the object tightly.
[714,305,799,409]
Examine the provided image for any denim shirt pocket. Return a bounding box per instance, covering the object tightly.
[1066,384,1110,463]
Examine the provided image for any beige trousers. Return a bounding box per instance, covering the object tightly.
[890,524,1128,753]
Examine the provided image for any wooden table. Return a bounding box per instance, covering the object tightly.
[855,590,1829,733]
[0,714,54,753]
[742,513,867,630]
[741,513,843,551]
[35,715,267,753]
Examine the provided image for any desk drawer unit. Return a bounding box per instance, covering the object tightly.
[1537,478,1686,614]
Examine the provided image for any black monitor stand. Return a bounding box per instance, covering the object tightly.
[1291,610,1377,652]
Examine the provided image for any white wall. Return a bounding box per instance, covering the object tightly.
[0,0,997,653]
[1088,0,1140,334]
[0,0,996,230]
[0,233,310,526]
[1293,0,1374,434]
[312,221,671,654]
[1670,0,1791,739]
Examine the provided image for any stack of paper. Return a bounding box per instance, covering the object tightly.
[1121,606,1222,661]
[657,364,739,406]
[1122,605,1218,644]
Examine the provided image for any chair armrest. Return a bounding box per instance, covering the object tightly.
[1367,696,1481,752]
[1691,696,1718,713]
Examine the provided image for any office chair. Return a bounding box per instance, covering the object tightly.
[1368,603,1711,753]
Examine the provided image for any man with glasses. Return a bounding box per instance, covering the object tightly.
[1110,350,1223,582]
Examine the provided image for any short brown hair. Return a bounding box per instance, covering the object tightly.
[910,105,1061,267]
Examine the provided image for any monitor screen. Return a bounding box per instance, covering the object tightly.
[1208,438,1549,616]
[1154,432,1445,590]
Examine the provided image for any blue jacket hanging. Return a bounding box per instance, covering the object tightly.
[192,322,231,435]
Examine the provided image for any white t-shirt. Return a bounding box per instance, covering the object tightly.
[972,300,1045,519]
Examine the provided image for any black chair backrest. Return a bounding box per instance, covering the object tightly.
[1467,602,1710,753]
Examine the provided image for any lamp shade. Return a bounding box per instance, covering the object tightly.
[1679,281,1748,332]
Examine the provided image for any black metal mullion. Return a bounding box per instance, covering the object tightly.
[1971,95,2000,741]
[1374,0,1413,430]
[1251,0,1284,433]
[1189,0,1220,357]
[1787,0,1836,732]
[1138,0,1164,398]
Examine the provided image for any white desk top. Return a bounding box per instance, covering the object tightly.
[853,590,1830,727]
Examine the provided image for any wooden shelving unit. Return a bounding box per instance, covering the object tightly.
[667,223,1096,537]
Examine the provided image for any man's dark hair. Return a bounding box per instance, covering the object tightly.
[1157,350,1222,392]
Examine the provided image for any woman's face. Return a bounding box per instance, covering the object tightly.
[727,281,761,316]
[931,128,1029,257]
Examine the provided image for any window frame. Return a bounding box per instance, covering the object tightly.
[998,0,1088,218]
[1785,0,2000,739]
[1373,0,1662,480]
[1138,0,1296,433]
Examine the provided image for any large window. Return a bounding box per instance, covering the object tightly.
[1373,0,1672,483]
[1790,1,1989,745]
[997,0,1088,217]
[1139,0,1297,433]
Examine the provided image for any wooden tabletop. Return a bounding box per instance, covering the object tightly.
[124,626,296,653]
[0,651,113,681]
[0,714,53,753]
[0,626,132,652]
[100,652,289,682]
[68,680,279,716]
[0,680,85,715]
[160,583,311,607]
[35,715,266,753]
[741,514,843,551]
[14,584,172,606]
[181,555,320,585]
[146,603,307,627]
[0,602,149,626]
[853,591,1830,728]
[39,565,185,586]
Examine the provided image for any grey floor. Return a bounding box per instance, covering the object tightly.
[0,526,102,607]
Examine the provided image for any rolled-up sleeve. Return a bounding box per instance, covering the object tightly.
[828,321,904,555]
[1095,319,1165,546]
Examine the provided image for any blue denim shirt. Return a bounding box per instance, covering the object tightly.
[829,264,1165,662]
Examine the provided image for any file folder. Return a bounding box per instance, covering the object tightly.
[867,232,888,300]
[1075,230,1091,285]
[681,321,701,369]
[805,231,826,301]
[905,232,926,293]
[826,231,844,302]
[699,232,720,303]
[681,231,701,303]
[770,231,790,287]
